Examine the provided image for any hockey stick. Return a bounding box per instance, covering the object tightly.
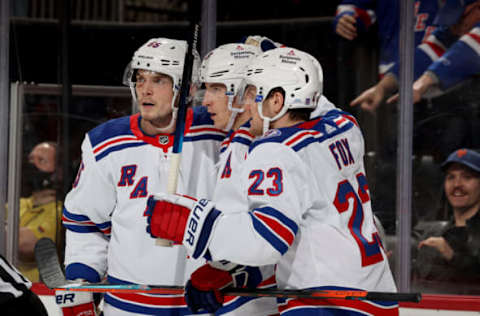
[34,238,68,288]
[35,238,421,302]
[53,284,421,302]
[157,0,202,247]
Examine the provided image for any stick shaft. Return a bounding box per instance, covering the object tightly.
[171,0,200,158]
[156,0,200,247]
[54,284,421,302]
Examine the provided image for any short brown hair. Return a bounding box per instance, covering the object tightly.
[266,87,312,121]
[288,108,313,121]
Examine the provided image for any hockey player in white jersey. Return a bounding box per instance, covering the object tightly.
[177,42,278,315]
[58,38,226,316]
[145,46,399,315]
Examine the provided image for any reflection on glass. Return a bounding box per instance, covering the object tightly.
[13,84,132,281]
[18,142,63,282]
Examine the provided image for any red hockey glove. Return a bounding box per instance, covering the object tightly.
[55,288,97,316]
[185,263,263,314]
[145,193,221,259]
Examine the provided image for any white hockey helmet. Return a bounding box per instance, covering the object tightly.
[245,47,323,134]
[200,43,261,131]
[123,37,200,131]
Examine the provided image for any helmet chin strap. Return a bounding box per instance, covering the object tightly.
[129,84,138,105]
[262,117,271,135]
[223,95,245,132]
[257,98,287,135]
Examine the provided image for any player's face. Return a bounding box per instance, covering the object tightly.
[135,70,175,128]
[444,163,480,212]
[202,82,231,129]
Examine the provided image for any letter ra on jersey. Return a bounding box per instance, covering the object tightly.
[117,164,149,199]
[118,165,137,186]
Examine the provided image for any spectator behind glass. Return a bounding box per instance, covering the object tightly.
[334,0,438,78]
[18,142,63,282]
[387,0,480,105]
[349,1,480,165]
[414,148,480,294]
[351,0,480,116]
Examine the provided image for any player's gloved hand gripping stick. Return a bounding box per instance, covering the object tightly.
[146,193,220,256]
[185,263,264,313]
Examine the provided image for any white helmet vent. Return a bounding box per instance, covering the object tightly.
[210,70,229,77]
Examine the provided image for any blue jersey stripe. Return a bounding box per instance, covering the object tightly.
[63,207,111,228]
[220,146,228,153]
[232,136,253,146]
[217,296,258,314]
[291,123,354,152]
[63,224,102,233]
[250,109,357,153]
[65,263,101,283]
[104,295,192,316]
[63,207,91,222]
[249,212,289,255]
[95,142,147,161]
[88,116,133,148]
[254,207,298,235]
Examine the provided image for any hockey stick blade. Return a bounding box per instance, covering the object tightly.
[55,284,421,303]
[34,237,68,288]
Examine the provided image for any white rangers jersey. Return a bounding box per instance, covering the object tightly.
[62,106,226,315]
[214,122,278,315]
[207,109,398,315]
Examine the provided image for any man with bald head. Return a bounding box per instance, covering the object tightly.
[18,141,63,281]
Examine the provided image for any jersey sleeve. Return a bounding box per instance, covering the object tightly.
[388,26,458,81]
[62,135,116,282]
[427,24,480,89]
[334,0,377,34]
[208,143,310,266]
